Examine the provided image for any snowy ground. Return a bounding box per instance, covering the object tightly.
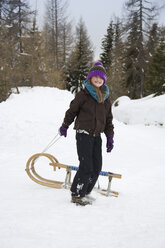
[0,87,165,248]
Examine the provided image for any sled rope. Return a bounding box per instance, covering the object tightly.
[32,133,61,165]
[41,133,61,153]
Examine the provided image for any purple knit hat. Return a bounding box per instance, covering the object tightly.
[87,61,107,84]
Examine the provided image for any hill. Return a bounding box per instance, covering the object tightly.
[0,87,165,248]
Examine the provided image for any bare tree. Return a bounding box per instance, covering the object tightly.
[45,0,72,69]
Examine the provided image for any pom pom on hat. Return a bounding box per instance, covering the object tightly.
[87,61,107,84]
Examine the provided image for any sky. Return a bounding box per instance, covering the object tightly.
[28,0,165,60]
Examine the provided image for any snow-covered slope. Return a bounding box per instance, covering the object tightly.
[0,87,165,248]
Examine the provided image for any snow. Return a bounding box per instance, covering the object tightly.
[0,87,165,248]
[113,95,165,126]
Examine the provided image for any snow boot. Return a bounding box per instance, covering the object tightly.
[71,196,92,206]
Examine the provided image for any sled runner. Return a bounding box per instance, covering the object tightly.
[25,153,122,197]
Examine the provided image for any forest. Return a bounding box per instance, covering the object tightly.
[0,0,165,102]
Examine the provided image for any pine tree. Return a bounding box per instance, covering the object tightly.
[0,0,33,91]
[123,12,141,99]
[66,18,93,93]
[0,1,8,101]
[100,21,114,71]
[0,0,31,99]
[145,30,165,96]
[146,23,159,61]
[108,19,127,101]
[125,0,159,98]
[0,21,12,102]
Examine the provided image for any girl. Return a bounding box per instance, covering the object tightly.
[59,62,114,206]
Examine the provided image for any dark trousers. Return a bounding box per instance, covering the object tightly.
[71,133,102,197]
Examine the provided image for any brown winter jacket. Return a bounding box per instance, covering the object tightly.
[63,86,114,136]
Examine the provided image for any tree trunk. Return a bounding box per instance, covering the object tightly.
[139,0,144,97]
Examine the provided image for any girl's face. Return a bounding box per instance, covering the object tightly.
[90,76,104,88]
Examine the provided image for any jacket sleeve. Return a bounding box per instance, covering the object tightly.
[104,100,114,136]
[62,91,86,128]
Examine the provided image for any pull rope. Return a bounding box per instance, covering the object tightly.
[32,133,62,165]
[41,133,61,153]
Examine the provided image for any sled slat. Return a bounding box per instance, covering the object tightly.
[107,173,122,179]
[67,165,122,179]
[49,163,67,169]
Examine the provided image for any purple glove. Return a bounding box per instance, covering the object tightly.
[59,124,68,137]
[106,134,114,152]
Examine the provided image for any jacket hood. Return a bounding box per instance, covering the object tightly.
[83,80,109,103]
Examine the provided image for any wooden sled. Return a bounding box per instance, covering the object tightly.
[25,153,122,197]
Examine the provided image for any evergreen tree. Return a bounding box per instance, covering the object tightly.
[3,0,32,53]
[100,20,114,71]
[124,12,141,99]
[146,23,159,61]
[145,30,165,96]
[0,1,9,101]
[0,0,33,100]
[0,21,12,102]
[66,18,93,93]
[125,0,158,98]
[0,0,33,90]
[108,19,127,101]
